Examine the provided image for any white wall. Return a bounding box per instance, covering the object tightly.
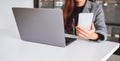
[0,0,33,61]
[0,0,33,32]
[0,0,33,42]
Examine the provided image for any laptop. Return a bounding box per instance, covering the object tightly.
[12,8,76,47]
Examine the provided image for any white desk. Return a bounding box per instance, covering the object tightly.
[0,30,119,61]
[20,40,119,61]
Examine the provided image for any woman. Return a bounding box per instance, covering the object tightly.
[63,0,107,41]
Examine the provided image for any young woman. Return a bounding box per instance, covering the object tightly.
[63,0,107,41]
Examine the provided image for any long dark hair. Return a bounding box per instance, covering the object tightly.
[63,0,75,32]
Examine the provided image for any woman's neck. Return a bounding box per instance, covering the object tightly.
[76,0,86,7]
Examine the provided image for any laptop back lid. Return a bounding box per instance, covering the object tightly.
[13,8,66,47]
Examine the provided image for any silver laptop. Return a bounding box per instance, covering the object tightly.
[13,8,76,47]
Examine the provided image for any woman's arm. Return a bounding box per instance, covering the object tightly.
[93,4,107,41]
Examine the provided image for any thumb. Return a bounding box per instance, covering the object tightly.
[91,23,95,31]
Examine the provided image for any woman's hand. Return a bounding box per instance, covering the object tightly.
[76,24,99,40]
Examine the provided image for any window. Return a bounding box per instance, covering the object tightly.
[34,0,64,8]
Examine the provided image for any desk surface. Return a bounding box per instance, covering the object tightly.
[0,30,119,61]
[21,40,119,61]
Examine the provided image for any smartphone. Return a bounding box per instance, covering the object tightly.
[78,13,93,30]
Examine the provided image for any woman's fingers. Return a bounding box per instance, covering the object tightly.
[76,30,87,39]
[76,24,96,39]
[76,27,91,39]
[76,28,88,37]
[76,24,99,40]
[76,26,89,34]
